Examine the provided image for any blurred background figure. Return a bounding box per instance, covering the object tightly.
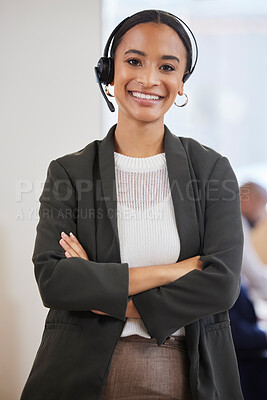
[240,182,267,228]
[229,280,267,400]
[239,182,267,305]
[230,182,267,399]
[251,213,267,265]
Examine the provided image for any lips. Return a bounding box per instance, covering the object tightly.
[128,91,164,103]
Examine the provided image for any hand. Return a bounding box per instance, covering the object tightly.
[168,255,203,283]
[177,255,203,272]
[91,299,141,318]
[59,231,89,261]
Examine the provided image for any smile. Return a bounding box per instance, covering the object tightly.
[128,91,164,103]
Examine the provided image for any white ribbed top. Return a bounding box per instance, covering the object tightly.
[114,151,185,337]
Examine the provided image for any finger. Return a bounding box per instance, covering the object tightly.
[63,231,89,260]
[61,232,86,258]
[59,238,79,257]
[59,238,77,257]
[59,233,89,260]
[91,310,109,316]
[60,232,82,255]
[69,232,79,242]
[69,232,89,259]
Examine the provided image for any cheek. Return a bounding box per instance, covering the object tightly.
[113,68,131,105]
[113,61,132,83]
[167,79,181,98]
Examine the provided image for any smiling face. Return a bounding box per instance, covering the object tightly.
[112,22,187,125]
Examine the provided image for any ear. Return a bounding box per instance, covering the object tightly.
[178,81,184,96]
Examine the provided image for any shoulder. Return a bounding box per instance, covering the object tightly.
[46,138,101,179]
[178,135,223,170]
[176,136,239,198]
[168,133,238,186]
[56,139,101,167]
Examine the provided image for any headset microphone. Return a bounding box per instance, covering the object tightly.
[94,67,115,112]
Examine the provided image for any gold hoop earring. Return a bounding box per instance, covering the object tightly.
[104,85,115,98]
[174,93,188,107]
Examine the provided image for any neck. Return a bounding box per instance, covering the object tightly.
[114,113,165,157]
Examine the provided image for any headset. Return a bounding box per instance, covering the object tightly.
[94,11,198,112]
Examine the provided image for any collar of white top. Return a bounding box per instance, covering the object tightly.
[114,151,166,172]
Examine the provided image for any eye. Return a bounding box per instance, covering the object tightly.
[126,58,142,66]
[160,64,175,72]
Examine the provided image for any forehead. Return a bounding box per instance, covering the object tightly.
[116,22,187,57]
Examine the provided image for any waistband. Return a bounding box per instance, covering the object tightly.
[118,334,187,349]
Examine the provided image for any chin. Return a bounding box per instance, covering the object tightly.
[130,109,165,124]
[133,116,162,124]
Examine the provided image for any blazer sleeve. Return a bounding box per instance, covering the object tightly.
[132,156,244,345]
[32,159,129,321]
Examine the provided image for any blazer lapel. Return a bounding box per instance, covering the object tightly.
[98,124,200,264]
[98,125,122,262]
[164,125,200,260]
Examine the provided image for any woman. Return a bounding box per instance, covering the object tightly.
[20,9,244,400]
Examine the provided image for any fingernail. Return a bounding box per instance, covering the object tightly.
[61,232,67,237]
[70,232,75,238]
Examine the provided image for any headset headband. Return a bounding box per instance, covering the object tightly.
[103,17,130,58]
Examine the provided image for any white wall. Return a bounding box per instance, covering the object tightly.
[0,1,102,398]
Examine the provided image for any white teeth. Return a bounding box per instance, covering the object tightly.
[131,91,160,100]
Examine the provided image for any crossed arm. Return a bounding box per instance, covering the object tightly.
[58,230,202,319]
[34,157,243,345]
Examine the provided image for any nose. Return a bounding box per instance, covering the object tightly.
[136,66,160,87]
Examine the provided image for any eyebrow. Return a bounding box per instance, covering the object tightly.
[124,49,180,63]
[124,49,146,57]
[161,55,180,63]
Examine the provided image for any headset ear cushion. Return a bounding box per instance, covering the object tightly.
[106,57,114,85]
[97,57,114,85]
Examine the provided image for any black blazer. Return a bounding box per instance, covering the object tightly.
[21,125,244,400]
